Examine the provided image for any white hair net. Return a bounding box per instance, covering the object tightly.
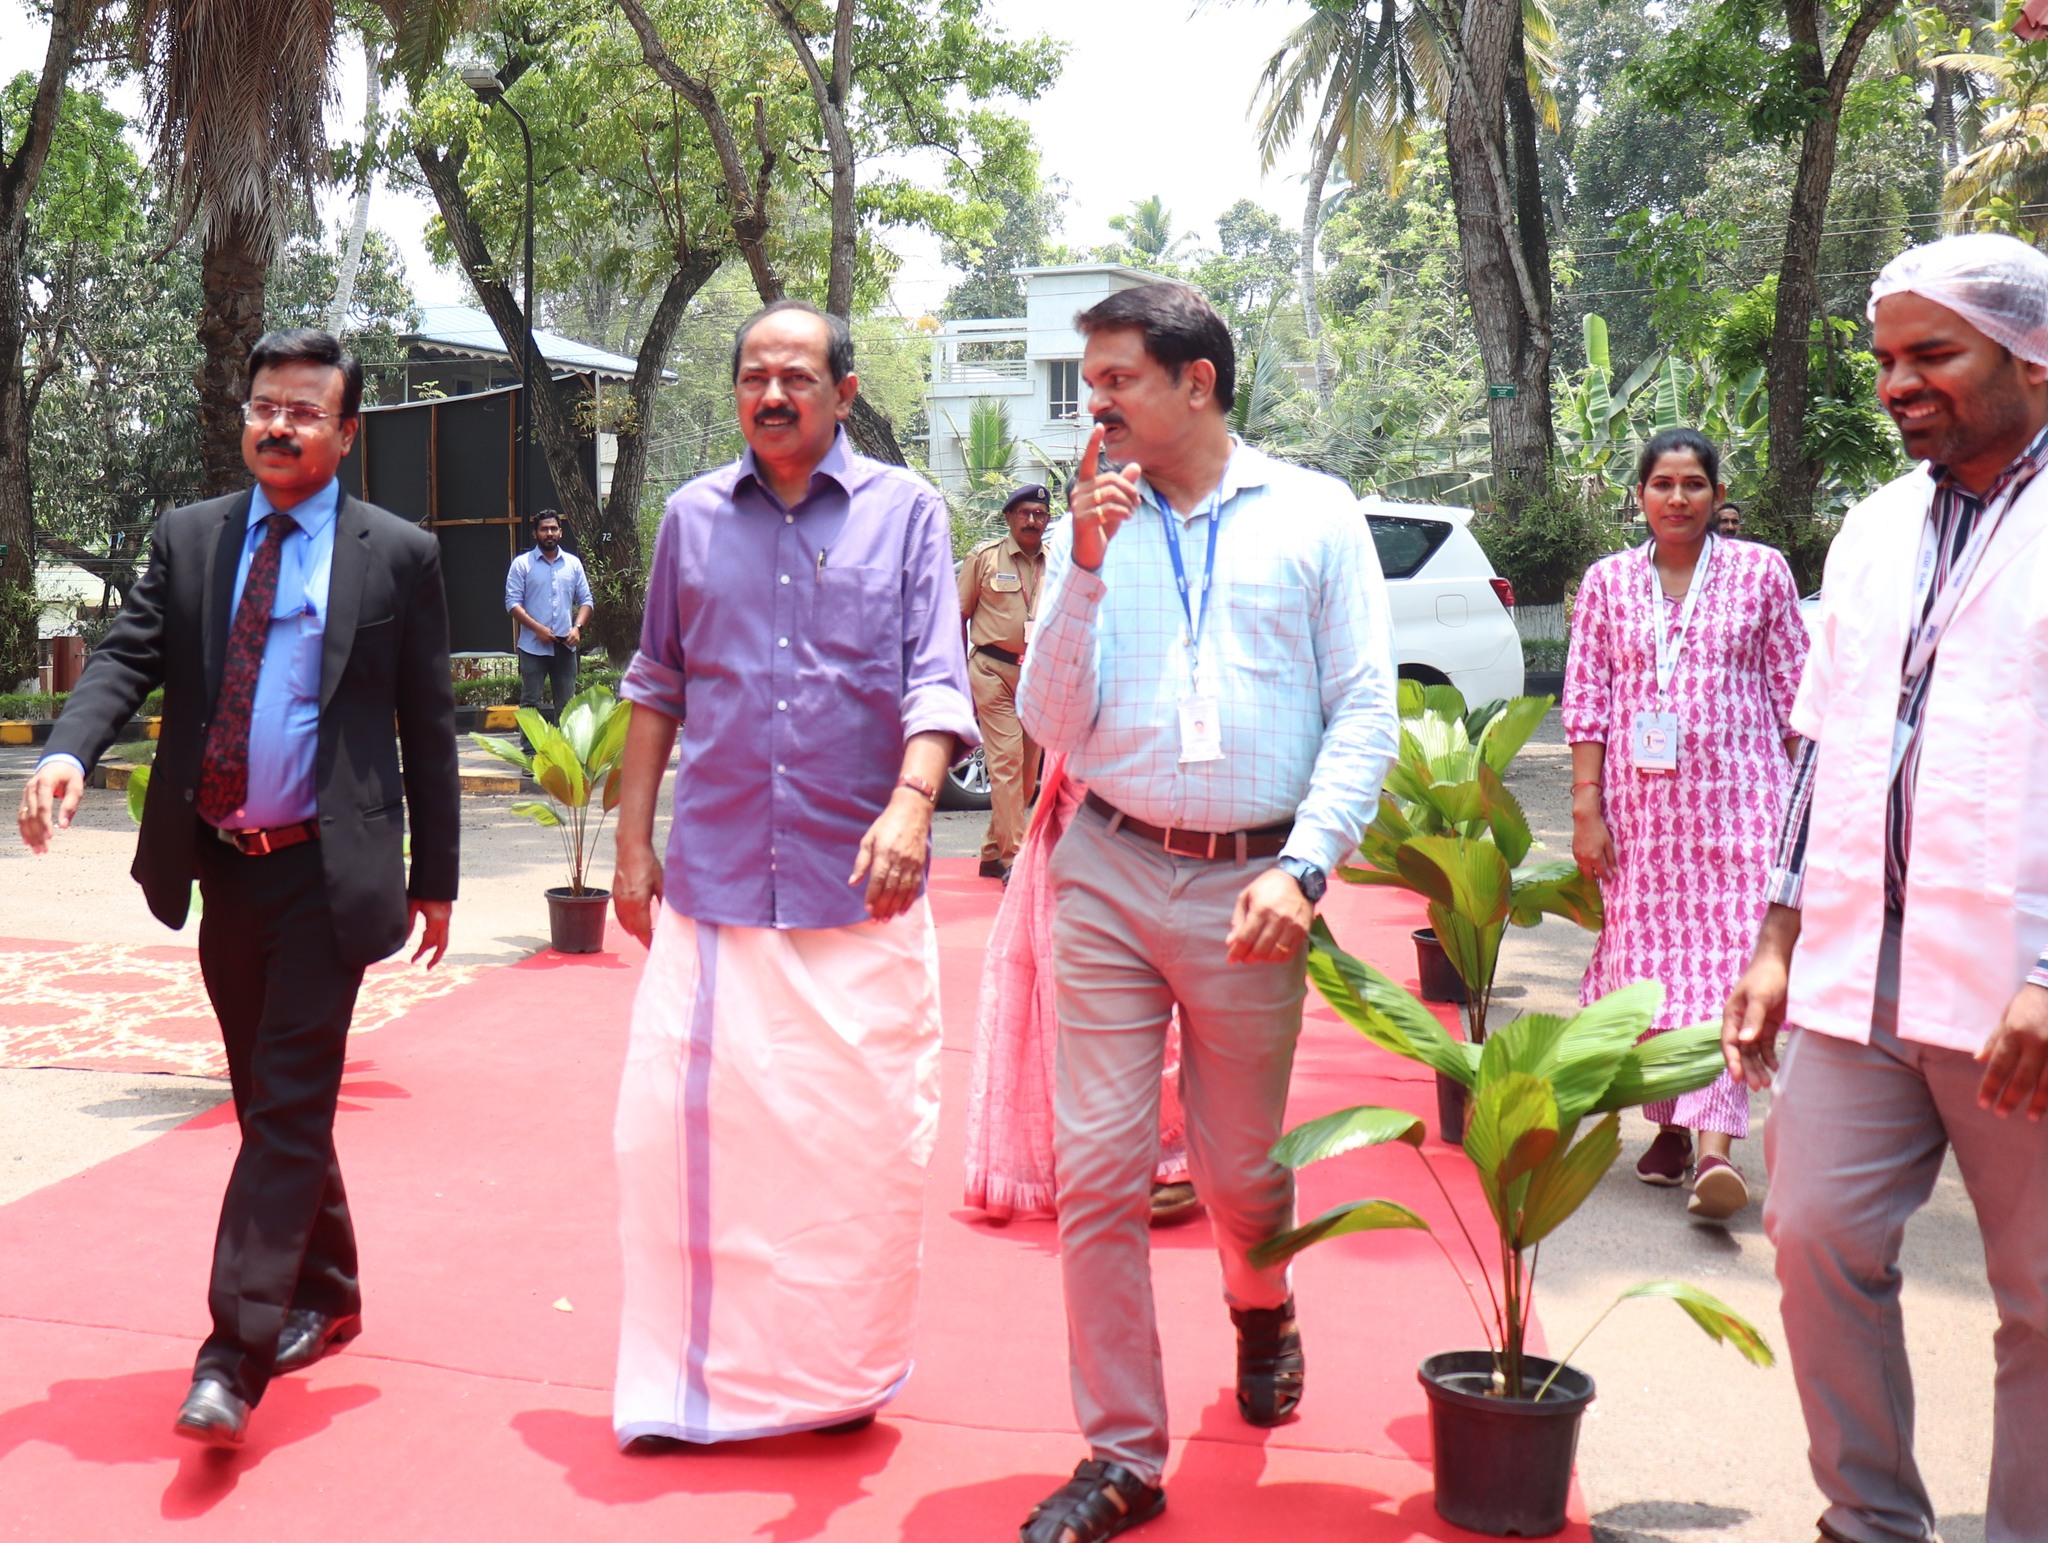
[1867,233,2048,365]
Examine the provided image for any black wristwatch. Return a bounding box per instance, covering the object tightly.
[1276,856,1328,904]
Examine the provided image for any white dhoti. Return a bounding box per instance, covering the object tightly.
[613,900,943,1445]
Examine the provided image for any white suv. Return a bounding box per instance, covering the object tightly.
[1360,497,1525,705]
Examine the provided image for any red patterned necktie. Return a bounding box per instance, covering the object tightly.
[197,512,300,825]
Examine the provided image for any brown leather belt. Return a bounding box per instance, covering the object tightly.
[1084,791,1292,860]
[974,643,1023,667]
[209,818,321,856]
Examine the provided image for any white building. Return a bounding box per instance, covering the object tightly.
[924,263,1166,496]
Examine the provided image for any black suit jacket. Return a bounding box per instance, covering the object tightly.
[48,489,461,969]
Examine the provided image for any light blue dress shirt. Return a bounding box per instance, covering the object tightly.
[1017,441,1398,877]
[227,480,339,828]
[505,545,594,654]
[38,481,338,829]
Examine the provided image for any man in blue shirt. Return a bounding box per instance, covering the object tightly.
[505,510,594,734]
[16,329,459,1450]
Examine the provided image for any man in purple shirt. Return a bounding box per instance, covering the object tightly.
[606,299,976,1448]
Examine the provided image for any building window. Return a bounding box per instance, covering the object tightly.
[1048,359,1080,420]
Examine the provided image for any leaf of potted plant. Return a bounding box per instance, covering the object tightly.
[1343,681,1603,1140]
[469,684,633,954]
[1254,923,1773,1537]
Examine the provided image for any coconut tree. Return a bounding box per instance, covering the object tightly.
[1241,0,1553,413]
[1108,195,1193,265]
[132,0,465,493]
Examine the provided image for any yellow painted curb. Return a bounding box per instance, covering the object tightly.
[460,769,522,795]
[93,760,136,791]
[479,706,519,730]
[144,717,162,740]
[0,722,32,745]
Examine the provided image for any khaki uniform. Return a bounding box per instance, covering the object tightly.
[958,534,1046,865]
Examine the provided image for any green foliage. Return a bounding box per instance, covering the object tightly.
[1264,929,1772,1398]
[469,684,634,894]
[1343,681,1601,1046]
[1471,485,1617,605]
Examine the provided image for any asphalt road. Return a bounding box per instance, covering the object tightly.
[0,724,1998,1542]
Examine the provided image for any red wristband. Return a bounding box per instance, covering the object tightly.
[1572,780,1602,792]
[898,773,938,804]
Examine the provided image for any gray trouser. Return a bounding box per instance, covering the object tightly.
[1049,801,1308,1486]
[1765,913,2048,1543]
[517,647,578,720]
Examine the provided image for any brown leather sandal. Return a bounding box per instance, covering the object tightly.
[1233,1298,1305,1426]
[1019,1459,1165,1543]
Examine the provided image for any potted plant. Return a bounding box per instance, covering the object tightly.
[471,685,632,954]
[1344,681,1603,1139]
[1254,932,1773,1537]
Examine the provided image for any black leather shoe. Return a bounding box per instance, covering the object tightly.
[1232,1298,1305,1426]
[979,858,1011,880]
[275,1308,363,1374]
[173,1378,250,1448]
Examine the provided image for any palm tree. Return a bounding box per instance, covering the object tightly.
[1108,195,1193,264]
[1242,0,1554,410]
[1939,38,2048,235]
[132,1,462,493]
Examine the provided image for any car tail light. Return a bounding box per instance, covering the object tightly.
[1489,577,1516,610]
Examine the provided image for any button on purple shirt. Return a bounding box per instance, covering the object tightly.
[621,431,979,930]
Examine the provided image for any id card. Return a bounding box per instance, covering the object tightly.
[990,571,1022,593]
[1630,709,1680,773]
[1178,693,1224,763]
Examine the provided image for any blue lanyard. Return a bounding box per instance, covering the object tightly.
[1157,488,1223,673]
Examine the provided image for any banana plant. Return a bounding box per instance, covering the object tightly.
[1343,681,1602,1044]
[471,684,633,895]
[1252,928,1774,1400]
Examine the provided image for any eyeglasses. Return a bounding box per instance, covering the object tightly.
[242,399,338,428]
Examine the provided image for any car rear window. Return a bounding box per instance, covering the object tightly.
[1367,515,1451,579]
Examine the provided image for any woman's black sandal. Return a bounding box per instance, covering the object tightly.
[1019,1459,1166,1543]
[1232,1298,1305,1426]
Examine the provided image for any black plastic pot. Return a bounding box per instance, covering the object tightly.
[1413,927,1469,1004]
[546,887,611,954]
[1419,1351,1597,1537]
[1435,1072,1469,1146]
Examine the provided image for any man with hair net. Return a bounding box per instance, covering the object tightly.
[1725,231,2048,1543]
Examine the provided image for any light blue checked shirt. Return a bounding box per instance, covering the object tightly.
[1017,440,1397,876]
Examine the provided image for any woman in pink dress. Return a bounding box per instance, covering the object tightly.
[963,753,1193,1223]
[1563,427,1808,1221]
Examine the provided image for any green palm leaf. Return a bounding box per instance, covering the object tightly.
[1613,1280,1775,1367]
[1248,1198,1432,1270]
[1592,1022,1726,1113]
[1307,920,1477,1085]
[1519,1111,1620,1245]
[1270,1105,1426,1169]
[469,731,533,774]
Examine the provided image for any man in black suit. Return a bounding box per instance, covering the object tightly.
[15,328,460,1447]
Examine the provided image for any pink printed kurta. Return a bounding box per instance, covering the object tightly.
[963,756,1189,1218]
[1562,538,1808,1137]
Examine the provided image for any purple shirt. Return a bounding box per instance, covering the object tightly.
[622,430,978,930]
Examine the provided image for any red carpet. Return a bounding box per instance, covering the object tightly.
[0,862,1590,1540]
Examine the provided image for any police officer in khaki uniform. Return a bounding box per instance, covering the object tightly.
[958,482,1051,879]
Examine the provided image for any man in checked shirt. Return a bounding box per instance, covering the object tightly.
[1015,282,1396,1543]
[1725,234,2048,1543]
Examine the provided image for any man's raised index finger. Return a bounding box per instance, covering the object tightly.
[1080,423,1104,482]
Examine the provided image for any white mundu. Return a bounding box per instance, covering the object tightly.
[613,903,942,1442]
[1786,463,2048,1053]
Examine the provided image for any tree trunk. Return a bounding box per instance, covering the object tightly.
[590,245,724,658]
[328,42,381,333]
[196,210,271,496]
[414,143,602,539]
[1506,14,1552,462]
[0,0,95,686]
[1301,125,1339,412]
[1440,0,1551,505]
[1759,0,1899,527]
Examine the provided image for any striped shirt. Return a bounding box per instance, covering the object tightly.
[1016,440,1398,877]
[1770,424,2048,989]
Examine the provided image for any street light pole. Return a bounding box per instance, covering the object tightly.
[461,69,537,529]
